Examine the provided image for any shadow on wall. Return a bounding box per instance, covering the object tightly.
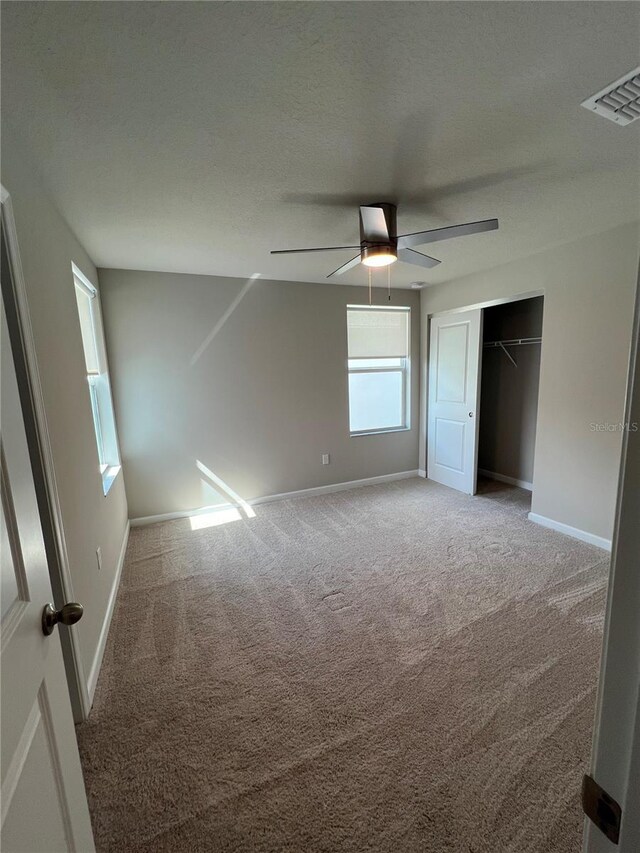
[190,274,261,367]
[187,273,263,521]
[191,459,257,530]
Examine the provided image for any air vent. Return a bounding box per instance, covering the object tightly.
[581,67,640,126]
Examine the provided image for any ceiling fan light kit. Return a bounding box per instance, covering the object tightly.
[361,245,397,267]
[272,202,498,279]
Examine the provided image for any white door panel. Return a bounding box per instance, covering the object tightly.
[1,501,22,618]
[434,418,466,472]
[428,310,482,493]
[2,693,71,853]
[1,219,94,852]
[435,322,469,402]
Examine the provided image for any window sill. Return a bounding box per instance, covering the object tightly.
[101,465,121,496]
[350,427,411,438]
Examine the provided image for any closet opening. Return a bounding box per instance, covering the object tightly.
[477,296,544,498]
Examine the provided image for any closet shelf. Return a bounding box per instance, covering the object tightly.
[483,337,542,348]
[483,336,541,367]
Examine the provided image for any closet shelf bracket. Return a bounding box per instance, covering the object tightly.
[483,336,542,368]
[499,341,517,367]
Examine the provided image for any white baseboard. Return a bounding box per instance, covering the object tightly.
[479,468,533,491]
[87,521,130,703]
[130,470,420,527]
[418,469,427,478]
[528,512,611,551]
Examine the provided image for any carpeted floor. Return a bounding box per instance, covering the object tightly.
[77,477,609,852]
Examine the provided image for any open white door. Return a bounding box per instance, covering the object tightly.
[583,267,640,853]
[427,309,482,494]
[1,259,94,848]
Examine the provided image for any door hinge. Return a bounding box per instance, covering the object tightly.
[582,774,622,845]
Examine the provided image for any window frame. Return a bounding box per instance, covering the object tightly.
[346,305,411,437]
[72,263,121,494]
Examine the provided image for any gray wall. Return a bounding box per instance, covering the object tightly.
[1,128,129,681]
[98,269,420,520]
[478,297,543,485]
[420,223,639,541]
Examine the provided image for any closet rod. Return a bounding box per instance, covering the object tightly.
[483,336,542,348]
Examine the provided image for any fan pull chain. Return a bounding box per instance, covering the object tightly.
[387,265,391,301]
[368,267,372,306]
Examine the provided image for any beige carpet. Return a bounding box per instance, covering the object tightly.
[77,478,608,852]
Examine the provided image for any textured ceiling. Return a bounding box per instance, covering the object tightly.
[2,1,639,288]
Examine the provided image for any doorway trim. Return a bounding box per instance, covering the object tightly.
[425,289,545,319]
[1,184,90,720]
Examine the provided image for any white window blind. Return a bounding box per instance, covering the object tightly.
[347,308,409,359]
[74,285,101,374]
[346,306,411,435]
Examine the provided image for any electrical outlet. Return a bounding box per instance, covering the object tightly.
[96,546,102,571]
[322,453,330,465]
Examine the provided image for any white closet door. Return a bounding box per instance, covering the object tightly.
[427,309,482,494]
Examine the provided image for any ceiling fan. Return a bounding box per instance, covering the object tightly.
[271,203,498,278]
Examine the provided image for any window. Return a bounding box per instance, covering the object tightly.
[347,306,410,435]
[72,264,121,494]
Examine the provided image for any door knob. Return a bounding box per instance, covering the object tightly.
[42,602,84,636]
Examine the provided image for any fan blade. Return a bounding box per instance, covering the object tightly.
[397,248,441,270]
[359,206,390,242]
[398,218,498,250]
[271,245,359,255]
[327,254,361,278]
